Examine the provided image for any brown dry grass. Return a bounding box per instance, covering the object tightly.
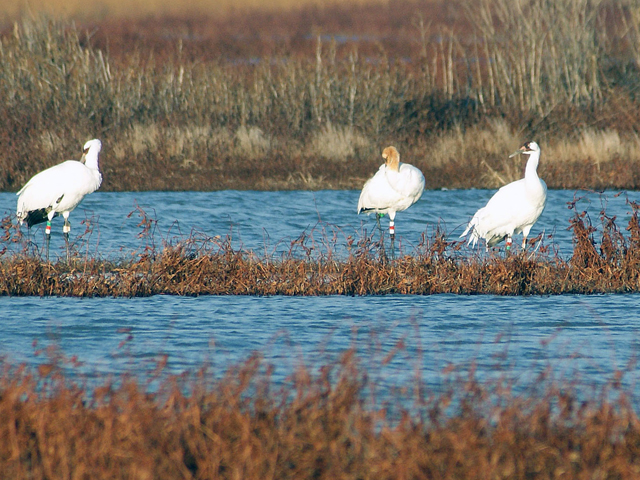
[1,199,639,296]
[2,0,386,19]
[2,2,640,192]
[1,344,640,479]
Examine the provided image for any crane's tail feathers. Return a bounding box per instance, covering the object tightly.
[358,207,377,215]
[460,220,480,247]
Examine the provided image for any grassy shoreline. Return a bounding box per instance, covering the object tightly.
[2,2,640,192]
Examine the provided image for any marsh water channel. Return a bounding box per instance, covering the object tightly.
[0,189,640,400]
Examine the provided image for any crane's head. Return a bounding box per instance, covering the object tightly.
[382,146,400,171]
[80,139,102,164]
[83,139,102,153]
[509,141,540,158]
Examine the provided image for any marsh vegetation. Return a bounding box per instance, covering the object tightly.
[0,196,638,296]
[2,343,640,479]
[2,0,640,191]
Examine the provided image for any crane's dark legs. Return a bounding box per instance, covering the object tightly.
[375,213,387,260]
[24,226,36,256]
[45,220,52,261]
[63,219,70,262]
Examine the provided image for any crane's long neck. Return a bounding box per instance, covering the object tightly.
[524,150,541,182]
[84,146,101,171]
[386,155,400,172]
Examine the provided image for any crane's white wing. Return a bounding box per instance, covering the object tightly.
[464,179,547,246]
[386,163,425,208]
[357,163,425,215]
[17,161,100,218]
[358,165,398,214]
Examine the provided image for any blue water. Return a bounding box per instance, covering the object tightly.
[1,189,635,259]
[0,190,639,400]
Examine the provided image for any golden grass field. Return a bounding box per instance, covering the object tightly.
[2,347,640,480]
[2,0,385,18]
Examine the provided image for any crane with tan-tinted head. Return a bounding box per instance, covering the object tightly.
[358,146,425,258]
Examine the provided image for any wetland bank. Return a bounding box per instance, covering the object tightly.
[0,189,638,296]
[3,0,640,192]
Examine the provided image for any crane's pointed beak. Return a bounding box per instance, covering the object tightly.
[509,144,529,158]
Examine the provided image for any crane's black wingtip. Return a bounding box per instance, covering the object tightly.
[23,209,49,228]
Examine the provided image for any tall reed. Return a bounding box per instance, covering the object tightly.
[471,0,604,114]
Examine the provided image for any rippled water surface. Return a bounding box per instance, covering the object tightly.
[1,189,636,257]
[1,190,639,397]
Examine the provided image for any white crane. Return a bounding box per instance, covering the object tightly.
[461,141,547,251]
[17,139,103,260]
[358,146,425,258]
